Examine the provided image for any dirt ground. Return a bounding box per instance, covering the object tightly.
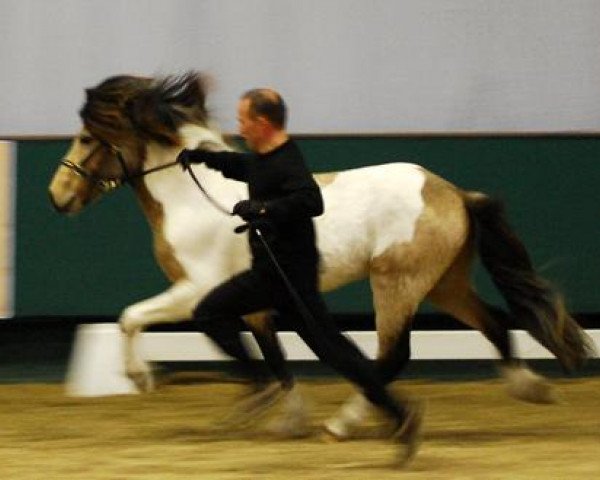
[0,376,598,480]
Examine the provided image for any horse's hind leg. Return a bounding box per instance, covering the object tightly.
[324,273,419,440]
[322,328,412,440]
[375,326,411,384]
[427,251,556,404]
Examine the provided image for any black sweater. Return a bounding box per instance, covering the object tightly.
[195,140,323,267]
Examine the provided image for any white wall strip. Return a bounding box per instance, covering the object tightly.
[66,325,600,396]
[137,330,600,362]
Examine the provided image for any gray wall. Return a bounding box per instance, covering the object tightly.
[2,0,600,136]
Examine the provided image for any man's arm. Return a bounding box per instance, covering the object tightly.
[178,149,251,181]
[265,159,324,222]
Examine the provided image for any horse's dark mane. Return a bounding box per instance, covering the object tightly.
[80,71,210,146]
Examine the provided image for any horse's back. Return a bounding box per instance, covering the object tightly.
[315,162,470,291]
[316,162,466,248]
[316,163,427,233]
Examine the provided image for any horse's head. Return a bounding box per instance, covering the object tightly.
[49,72,211,214]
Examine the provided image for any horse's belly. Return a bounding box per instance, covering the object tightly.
[318,251,370,292]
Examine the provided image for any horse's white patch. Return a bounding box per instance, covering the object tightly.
[142,130,426,295]
[316,163,425,288]
[142,126,251,290]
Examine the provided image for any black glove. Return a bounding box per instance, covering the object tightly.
[234,218,272,234]
[232,200,266,222]
[176,149,206,171]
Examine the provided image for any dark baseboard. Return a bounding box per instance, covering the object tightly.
[1,311,598,362]
[2,312,599,335]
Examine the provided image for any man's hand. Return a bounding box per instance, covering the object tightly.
[176,149,205,171]
[232,200,266,221]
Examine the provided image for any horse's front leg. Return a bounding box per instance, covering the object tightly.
[242,313,310,437]
[119,280,199,392]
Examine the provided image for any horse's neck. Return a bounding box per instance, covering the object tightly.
[144,122,233,169]
[135,124,246,231]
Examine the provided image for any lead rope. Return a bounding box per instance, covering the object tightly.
[183,164,323,333]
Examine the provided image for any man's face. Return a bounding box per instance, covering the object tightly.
[237,98,264,152]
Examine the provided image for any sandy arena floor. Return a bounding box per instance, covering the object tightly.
[0,376,599,479]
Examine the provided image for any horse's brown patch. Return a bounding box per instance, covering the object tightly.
[134,182,187,282]
[368,171,469,351]
[314,172,338,188]
[370,171,466,276]
[242,311,274,333]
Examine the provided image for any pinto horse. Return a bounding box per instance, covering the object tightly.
[49,72,592,438]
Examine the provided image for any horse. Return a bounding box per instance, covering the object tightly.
[48,72,592,439]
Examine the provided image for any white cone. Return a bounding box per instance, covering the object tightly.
[66,323,138,396]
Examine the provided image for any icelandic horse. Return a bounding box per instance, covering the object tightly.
[48,72,592,439]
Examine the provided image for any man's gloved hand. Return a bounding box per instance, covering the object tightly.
[232,200,266,222]
[176,149,206,171]
[233,218,272,235]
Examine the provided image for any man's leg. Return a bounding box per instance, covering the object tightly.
[193,270,275,386]
[275,280,423,465]
[194,269,299,427]
[280,289,406,415]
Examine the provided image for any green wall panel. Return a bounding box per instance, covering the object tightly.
[16,141,168,316]
[15,137,600,316]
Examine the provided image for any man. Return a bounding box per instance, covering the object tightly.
[177,88,423,465]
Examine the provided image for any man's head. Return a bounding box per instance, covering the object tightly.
[237,88,288,153]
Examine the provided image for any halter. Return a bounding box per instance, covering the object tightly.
[60,138,232,214]
[60,140,179,193]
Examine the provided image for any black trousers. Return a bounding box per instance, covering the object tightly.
[193,258,407,422]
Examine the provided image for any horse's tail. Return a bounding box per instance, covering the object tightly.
[464,192,594,371]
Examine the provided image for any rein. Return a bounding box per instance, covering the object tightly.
[183,165,233,216]
[181,155,318,333]
[62,137,315,330]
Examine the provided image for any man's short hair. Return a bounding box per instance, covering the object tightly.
[241,88,287,129]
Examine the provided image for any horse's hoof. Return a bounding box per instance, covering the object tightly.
[320,425,348,443]
[507,381,557,404]
[265,412,310,438]
[321,417,354,442]
[502,366,557,404]
[215,383,286,430]
[128,372,155,393]
[265,386,311,438]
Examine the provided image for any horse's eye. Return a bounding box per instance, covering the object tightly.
[79,136,94,145]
